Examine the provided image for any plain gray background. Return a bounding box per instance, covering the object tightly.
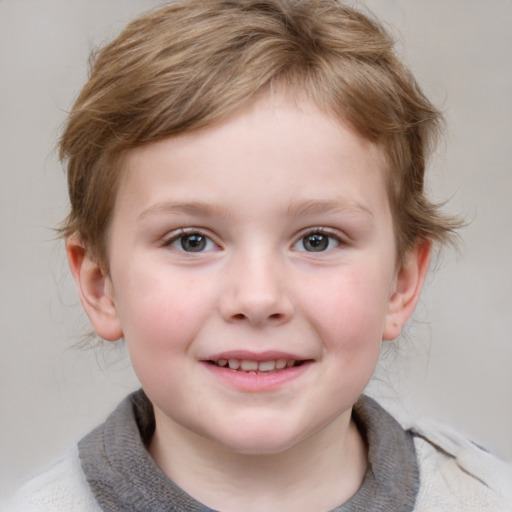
[1,0,511,500]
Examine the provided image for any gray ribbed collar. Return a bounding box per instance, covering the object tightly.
[79,390,419,512]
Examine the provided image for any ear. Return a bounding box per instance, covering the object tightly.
[383,239,431,341]
[66,235,123,341]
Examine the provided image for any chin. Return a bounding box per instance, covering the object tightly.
[210,424,307,456]
[225,440,299,456]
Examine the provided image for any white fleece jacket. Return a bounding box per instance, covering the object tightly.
[5,416,512,512]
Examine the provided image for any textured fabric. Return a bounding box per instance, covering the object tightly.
[76,390,419,512]
[78,391,212,512]
[4,446,100,512]
[410,420,512,512]
[6,391,512,511]
[336,396,419,511]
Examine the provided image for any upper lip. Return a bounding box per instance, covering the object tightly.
[202,350,310,362]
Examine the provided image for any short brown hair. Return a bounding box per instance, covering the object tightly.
[59,0,460,266]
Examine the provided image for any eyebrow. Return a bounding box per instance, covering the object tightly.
[138,198,374,222]
[284,198,374,220]
[138,201,234,222]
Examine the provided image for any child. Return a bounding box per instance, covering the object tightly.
[8,0,512,510]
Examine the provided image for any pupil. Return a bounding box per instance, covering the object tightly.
[181,234,206,252]
[304,233,328,251]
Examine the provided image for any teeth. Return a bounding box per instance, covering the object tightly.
[258,360,275,372]
[240,360,258,371]
[217,358,297,372]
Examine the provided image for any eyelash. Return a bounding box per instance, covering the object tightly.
[161,227,345,254]
[161,229,219,253]
[292,228,344,253]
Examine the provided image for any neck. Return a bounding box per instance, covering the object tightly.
[149,408,367,512]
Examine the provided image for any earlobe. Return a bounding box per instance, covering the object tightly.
[66,235,123,341]
[383,240,431,341]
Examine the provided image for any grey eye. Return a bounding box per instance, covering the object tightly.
[181,234,206,252]
[293,231,341,252]
[170,233,216,252]
[302,233,329,252]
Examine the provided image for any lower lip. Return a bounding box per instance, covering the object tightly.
[202,361,312,392]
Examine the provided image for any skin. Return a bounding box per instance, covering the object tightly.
[67,93,430,512]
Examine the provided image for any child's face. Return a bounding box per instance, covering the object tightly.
[75,94,424,455]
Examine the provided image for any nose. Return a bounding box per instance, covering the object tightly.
[219,252,294,327]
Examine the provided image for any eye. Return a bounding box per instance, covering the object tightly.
[167,231,218,253]
[293,230,341,252]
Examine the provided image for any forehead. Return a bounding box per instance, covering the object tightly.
[123,95,385,185]
[113,94,390,227]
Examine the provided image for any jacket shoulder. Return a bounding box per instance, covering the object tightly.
[4,446,100,512]
[410,419,512,511]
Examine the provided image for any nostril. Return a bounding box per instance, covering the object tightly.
[230,312,285,323]
[222,296,294,325]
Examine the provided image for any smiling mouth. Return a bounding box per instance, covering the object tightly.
[207,358,307,374]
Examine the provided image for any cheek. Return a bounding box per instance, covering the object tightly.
[307,274,387,399]
[299,267,392,350]
[113,269,215,356]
